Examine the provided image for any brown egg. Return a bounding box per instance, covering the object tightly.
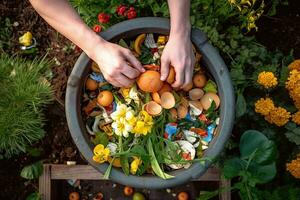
[158,82,172,96]
[167,66,176,84]
[193,73,207,88]
[69,192,80,200]
[160,92,175,109]
[182,82,193,92]
[86,78,98,90]
[200,92,220,110]
[145,101,162,116]
[177,104,188,119]
[97,90,114,107]
[189,88,204,100]
[137,70,163,92]
[151,92,161,104]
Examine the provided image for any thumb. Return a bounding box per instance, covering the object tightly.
[160,56,170,81]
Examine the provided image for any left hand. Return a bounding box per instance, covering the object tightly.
[160,33,195,88]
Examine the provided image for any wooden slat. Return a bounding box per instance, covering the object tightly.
[39,164,51,200]
[50,164,104,180]
[197,167,220,181]
[219,177,231,200]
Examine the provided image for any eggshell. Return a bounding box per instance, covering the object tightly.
[145,101,162,116]
[177,104,188,119]
[182,82,193,91]
[200,92,220,110]
[158,82,172,96]
[160,92,175,109]
[166,67,175,84]
[189,88,204,100]
[189,101,203,111]
[85,78,98,90]
[169,108,178,121]
[151,92,161,104]
[193,73,207,88]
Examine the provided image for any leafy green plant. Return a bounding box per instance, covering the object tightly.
[0,55,53,158]
[223,130,277,200]
[25,192,41,200]
[20,161,43,180]
[0,17,12,52]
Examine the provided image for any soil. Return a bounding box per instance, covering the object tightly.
[0,0,299,199]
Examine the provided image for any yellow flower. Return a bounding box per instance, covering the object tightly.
[132,110,153,135]
[130,157,142,175]
[292,111,300,125]
[288,60,300,71]
[255,97,275,116]
[264,107,291,127]
[93,144,110,163]
[257,71,278,89]
[120,88,130,99]
[287,153,300,179]
[286,69,300,109]
[19,32,33,46]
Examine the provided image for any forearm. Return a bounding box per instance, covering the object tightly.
[29,0,104,58]
[167,0,191,38]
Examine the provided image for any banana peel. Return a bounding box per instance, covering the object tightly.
[134,34,146,55]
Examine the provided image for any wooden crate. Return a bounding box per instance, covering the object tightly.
[39,164,231,200]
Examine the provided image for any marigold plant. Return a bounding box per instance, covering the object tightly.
[288,59,300,71]
[286,69,300,109]
[292,111,300,125]
[257,71,278,89]
[254,97,275,116]
[264,107,291,127]
[287,153,300,179]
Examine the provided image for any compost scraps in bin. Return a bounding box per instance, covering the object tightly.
[81,34,220,179]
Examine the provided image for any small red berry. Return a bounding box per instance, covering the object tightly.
[116,5,127,16]
[98,13,110,23]
[93,25,102,33]
[126,9,137,19]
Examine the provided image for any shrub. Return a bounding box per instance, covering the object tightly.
[0,54,52,158]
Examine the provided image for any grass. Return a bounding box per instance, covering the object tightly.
[0,54,53,158]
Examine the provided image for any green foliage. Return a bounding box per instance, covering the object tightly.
[284,122,300,145]
[0,17,12,52]
[20,161,43,180]
[223,130,277,200]
[257,185,300,200]
[0,55,53,158]
[25,192,41,200]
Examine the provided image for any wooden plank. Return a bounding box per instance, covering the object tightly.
[219,177,231,200]
[50,164,220,181]
[39,164,51,200]
[50,164,104,180]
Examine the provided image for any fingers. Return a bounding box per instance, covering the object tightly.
[183,61,193,88]
[160,56,170,81]
[172,66,185,88]
[121,63,140,79]
[115,73,134,88]
[123,49,145,73]
[102,72,123,87]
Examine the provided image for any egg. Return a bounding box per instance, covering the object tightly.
[158,82,172,96]
[144,101,162,116]
[151,92,161,104]
[160,92,175,109]
[97,90,114,107]
[166,66,175,84]
[137,70,163,92]
[193,73,207,88]
[182,82,193,91]
[85,78,98,90]
[200,92,220,110]
[189,88,204,100]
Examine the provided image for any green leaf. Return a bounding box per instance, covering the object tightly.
[223,157,246,179]
[203,80,217,93]
[236,93,247,118]
[198,190,220,200]
[120,155,130,176]
[91,132,108,147]
[118,39,129,49]
[26,192,41,200]
[26,147,42,157]
[147,138,174,179]
[285,129,300,145]
[248,162,276,184]
[240,130,276,164]
[20,161,43,179]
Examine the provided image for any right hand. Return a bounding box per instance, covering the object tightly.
[88,40,145,87]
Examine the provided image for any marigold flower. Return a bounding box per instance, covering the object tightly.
[98,13,110,23]
[286,69,300,109]
[254,97,275,116]
[288,60,300,71]
[287,153,300,179]
[264,107,291,126]
[130,157,142,174]
[292,111,300,125]
[93,144,110,163]
[257,71,278,89]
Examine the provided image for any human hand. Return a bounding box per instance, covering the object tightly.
[88,40,145,87]
[160,33,195,88]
